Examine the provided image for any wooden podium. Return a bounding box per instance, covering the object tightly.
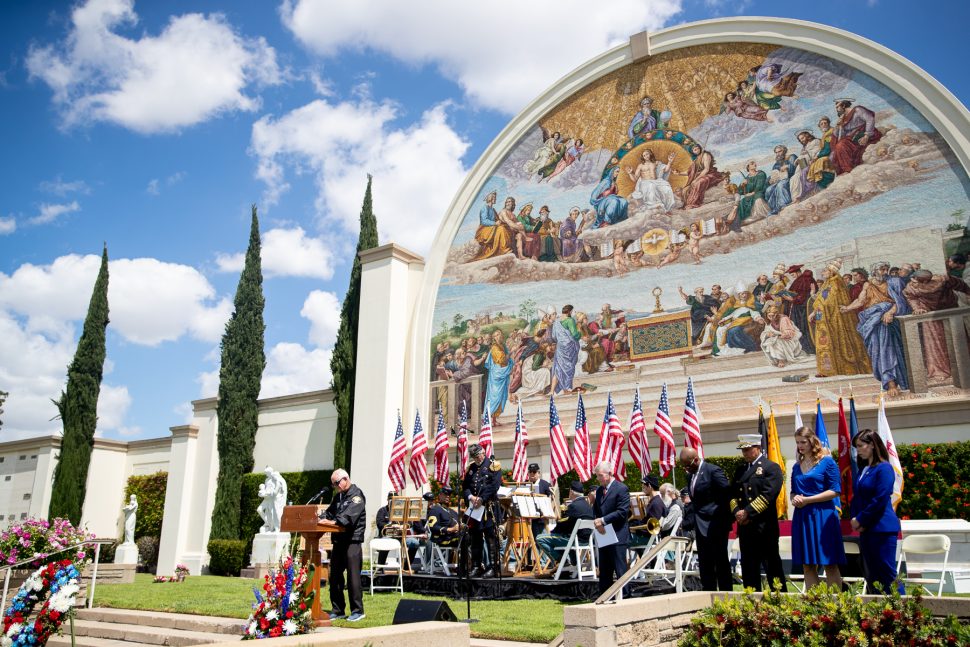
[281,505,344,627]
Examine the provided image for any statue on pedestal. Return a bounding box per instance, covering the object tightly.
[123,494,138,545]
[257,467,288,534]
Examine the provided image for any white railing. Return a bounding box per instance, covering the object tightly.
[0,538,115,613]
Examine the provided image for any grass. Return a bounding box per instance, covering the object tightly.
[93,574,565,643]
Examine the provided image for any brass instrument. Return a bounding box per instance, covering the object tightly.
[629,517,661,535]
[382,522,404,537]
[558,502,569,522]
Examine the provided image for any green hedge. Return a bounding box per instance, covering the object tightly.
[898,440,970,520]
[207,539,246,576]
[124,471,167,540]
[238,469,333,556]
[553,456,747,497]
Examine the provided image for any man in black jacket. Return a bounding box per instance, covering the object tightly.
[527,463,552,540]
[320,469,367,621]
[462,444,503,578]
[731,434,787,591]
[679,447,732,591]
[593,460,631,595]
[422,486,460,572]
[535,480,594,568]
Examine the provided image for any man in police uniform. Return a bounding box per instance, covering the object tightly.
[461,444,503,578]
[422,486,460,572]
[526,463,552,543]
[535,481,594,569]
[730,434,787,592]
[320,468,367,621]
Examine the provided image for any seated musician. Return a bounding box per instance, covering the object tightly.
[375,491,396,564]
[534,481,594,569]
[421,486,461,573]
[659,483,683,537]
[631,474,666,547]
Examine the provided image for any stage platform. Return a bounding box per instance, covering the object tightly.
[362,571,693,602]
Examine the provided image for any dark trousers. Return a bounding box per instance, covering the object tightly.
[739,522,787,591]
[696,529,733,591]
[470,523,500,569]
[860,531,904,595]
[329,541,363,615]
[597,543,629,595]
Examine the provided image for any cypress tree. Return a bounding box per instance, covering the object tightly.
[209,206,266,540]
[0,390,7,432]
[330,175,379,469]
[49,245,110,524]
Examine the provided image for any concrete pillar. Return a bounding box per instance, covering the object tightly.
[28,438,60,519]
[156,424,200,575]
[349,244,425,543]
[80,440,128,538]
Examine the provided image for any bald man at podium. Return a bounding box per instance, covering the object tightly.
[320,469,367,622]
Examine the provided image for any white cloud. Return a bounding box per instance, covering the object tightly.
[0,217,15,235]
[147,172,185,196]
[28,201,80,226]
[197,368,220,399]
[280,0,683,114]
[260,342,332,399]
[146,178,160,195]
[214,226,337,279]
[95,383,133,435]
[27,0,282,133]
[301,290,340,348]
[39,176,90,196]
[251,99,469,253]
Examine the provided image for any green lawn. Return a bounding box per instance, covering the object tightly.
[93,574,565,643]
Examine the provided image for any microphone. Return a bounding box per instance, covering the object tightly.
[306,486,330,504]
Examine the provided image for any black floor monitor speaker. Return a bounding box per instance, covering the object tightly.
[392,599,458,624]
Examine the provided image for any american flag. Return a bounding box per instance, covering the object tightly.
[387,412,407,492]
[548,396,570,483]
[653,383,676,476]
[408,410,429,488]
[571,393,592,481]
[433,405,450,485]
[627,388,650,474]
[457,400,470,479]
[683,377,704,459]
[594,393,626,481]
[479,400,493,457]
[512,401,529,482]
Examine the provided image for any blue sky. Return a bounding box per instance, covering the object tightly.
[1,0,967,442]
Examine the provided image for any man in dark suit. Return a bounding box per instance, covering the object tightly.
[527,462,553,540]
[730,434,787,591]
[461,444,503,578]
[593,460,631,595]
[535,480,594,568]
[679,447,732,591]
[422,485,460,573]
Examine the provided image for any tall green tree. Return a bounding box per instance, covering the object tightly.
[330,175,379,469]
[209,207,266,540]
[0,390,7,432]
[49,245,110,524]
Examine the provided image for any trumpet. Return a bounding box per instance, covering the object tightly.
[382,523,404,537]
[629,517,661,535]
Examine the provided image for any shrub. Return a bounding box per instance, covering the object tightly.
[238,469,332,556]
[208,539,247,576]
[98,541,117,563]
[136,536,159,573]
[679,585,970,646]
[553,457,747,498]
[124,472,168,540]
[0,517,94,569]
[897,441,970,520]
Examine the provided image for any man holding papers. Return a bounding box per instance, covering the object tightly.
[592,461,631,594]
[462,444,503,578]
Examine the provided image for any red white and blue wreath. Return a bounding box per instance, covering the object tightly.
[2,560,81,647]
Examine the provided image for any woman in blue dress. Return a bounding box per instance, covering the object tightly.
[791,426,845,589]
[850,428,904,594]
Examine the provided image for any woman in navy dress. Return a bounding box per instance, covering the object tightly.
[791,426,845,589]
[850,428,904,594]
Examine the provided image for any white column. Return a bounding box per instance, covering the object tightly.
[156,424,200,575]
[80,440,128,538]
[349,244,425,542]
[28,438,60,519]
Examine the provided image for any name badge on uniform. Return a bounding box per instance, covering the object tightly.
[756,467,763,476]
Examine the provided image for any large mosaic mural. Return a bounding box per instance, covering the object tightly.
[431,43,970,429]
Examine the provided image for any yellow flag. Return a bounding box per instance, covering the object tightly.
[767,406,788,519]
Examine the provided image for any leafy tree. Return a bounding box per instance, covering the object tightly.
[209,207,266,540]
[49,245,110,524]
[452,313,463,329]
[330,175,379,470]
[0,390,7,432]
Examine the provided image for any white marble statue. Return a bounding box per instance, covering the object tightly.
[257,467,287,534]
[122,494,138,545]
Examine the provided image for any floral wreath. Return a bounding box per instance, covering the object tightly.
[243,555,314,640]
[2,560,81,647]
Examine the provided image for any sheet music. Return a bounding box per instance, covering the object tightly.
[524,496,538,518]
[467,504,485,521]
[593,523,619,548]
[498,486,514,497]
[534,496,556,519]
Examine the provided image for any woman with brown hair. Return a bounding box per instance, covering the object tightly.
[850,429,904,594]
[791,426,845,589]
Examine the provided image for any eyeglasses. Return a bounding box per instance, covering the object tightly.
[331,476,347,486]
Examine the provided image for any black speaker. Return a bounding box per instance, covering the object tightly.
[391,599,457,624]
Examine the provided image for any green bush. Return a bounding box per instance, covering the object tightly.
[897,440,970,521]
[136,535,159,573]
[124,472,168,540]
[679,585,969,646]
[553,456,747,497]
[238,469,333,556]
[207,539,246,576]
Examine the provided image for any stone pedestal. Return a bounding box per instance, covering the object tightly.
[114,543,139,565]
[250,532,291,566]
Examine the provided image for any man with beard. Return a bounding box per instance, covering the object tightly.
[461,444,503,578]
[680,286,720,345]
[787,265,817,355]
[832,99,882,174]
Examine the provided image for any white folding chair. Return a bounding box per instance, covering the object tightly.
[368,537,404,595]
[428,542,454,576]
[729,537,742,579]
[553,519,598,581]
[897,534,952,596]
[778,536,804,592]
[842,540,867,593]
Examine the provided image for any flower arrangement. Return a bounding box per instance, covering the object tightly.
[1,559,81,647]
[679,585,969,646]
[0,518,94,569]
[242,556,314,640]
[152,564,190,584]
